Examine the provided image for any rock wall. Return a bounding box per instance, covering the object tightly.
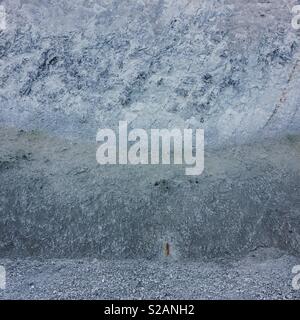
[0,128,299,259]
[0,0,300,259]
[0,0,300,146]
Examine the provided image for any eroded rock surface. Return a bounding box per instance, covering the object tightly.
[0,128,299,259]
[0,1,300,261]
[0,0,300,146]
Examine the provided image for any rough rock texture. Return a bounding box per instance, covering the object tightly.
[0,127,299,259]
[0,0,300,300]
[0,0,300,146]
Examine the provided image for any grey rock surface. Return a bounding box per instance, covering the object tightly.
[0,0,300,146]
[0,0,300,300]
[0,127,299,259]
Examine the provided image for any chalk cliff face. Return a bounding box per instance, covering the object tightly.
[1,0,300,146]
[0,1,300,261]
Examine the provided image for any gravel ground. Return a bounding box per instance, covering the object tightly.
[1,248,300,300]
